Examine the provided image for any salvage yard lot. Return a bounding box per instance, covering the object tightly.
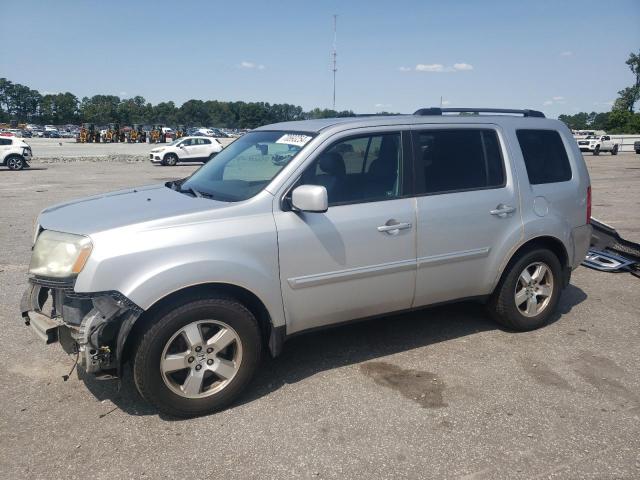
[0,152,639,479]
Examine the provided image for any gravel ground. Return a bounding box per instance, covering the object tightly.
[0,151,638,479]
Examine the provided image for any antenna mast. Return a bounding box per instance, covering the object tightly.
[332,14,337,110]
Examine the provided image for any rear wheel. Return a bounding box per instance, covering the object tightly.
[6,155,25,170]
[163,153,178,166]
[133,295,261,417]
[611,145,618,155]
[487,248,562,331]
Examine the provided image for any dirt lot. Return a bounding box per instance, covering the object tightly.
[0,152,639,479]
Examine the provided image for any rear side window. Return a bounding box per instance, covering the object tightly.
[516,130,572,184]
[0,138,12,146]
[413,129,505,195]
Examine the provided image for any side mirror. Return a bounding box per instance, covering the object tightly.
[291,185,328,213]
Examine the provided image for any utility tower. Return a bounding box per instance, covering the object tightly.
[332,14,337,110]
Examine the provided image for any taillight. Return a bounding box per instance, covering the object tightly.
[586,185,591,224]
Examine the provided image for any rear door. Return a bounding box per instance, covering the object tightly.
[274,130,416,334]
[411,126,523,306]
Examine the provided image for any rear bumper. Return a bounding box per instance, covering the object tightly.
[571,224,593,268]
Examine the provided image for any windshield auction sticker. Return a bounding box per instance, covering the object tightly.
[275,134,312,147]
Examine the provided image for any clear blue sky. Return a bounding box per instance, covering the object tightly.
[2,0,639,117]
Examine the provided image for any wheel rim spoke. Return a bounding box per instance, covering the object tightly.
[182,368,205,396]
[515,289,528,307]
[212,358,236,380]
[520,269,532,284]
[537,285,552,298]
[207,327,235,351]
[532,265,547,283]
[181,323,203,348]
[525,296,538,316]
[161,353,189,373]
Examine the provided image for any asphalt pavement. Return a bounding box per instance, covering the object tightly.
[0,151,638,479]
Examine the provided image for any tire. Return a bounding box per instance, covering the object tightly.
[6,155,25,171]
[593,146,600,156]
[611,145,618,156]
[205,152,216,163]
[133,294,261,417]
[163,153,178,166]
[487,248,562,331]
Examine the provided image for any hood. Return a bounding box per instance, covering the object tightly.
[38,184,228,235]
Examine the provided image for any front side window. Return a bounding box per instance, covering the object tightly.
[299,132,403,206]
[414,129,505,195]
[181,131,312,201]
[516,129,572,184]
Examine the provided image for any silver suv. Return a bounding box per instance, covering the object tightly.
[21,108,592,417]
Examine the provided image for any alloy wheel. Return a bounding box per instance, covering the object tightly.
[160,320,242,399]
[514,262,554,317]
[7,157,23,170]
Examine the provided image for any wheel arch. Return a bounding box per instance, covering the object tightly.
[493,235,570,293]
[121,282,282,367]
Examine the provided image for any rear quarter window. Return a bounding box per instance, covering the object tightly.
[516,129,572,184]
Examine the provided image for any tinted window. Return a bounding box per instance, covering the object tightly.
[200,138,211,145]
[516,130,572,184]
[0,138,12,146]
[414,129,505,195]
[300,133,402,205]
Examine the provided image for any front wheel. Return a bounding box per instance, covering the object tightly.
[163,153,178,166]
[593,146,600,156]
[611,145,618,155]
[133,296,262,417]
[487,248,562,331]
[6,155,25,170]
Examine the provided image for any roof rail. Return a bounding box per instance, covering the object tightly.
[413,107,545,118]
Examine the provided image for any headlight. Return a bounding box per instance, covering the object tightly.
[29,230,93,278]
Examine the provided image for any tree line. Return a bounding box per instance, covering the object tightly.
[0,78,355,128]
[559,51,640,134]
[2,50,639,131]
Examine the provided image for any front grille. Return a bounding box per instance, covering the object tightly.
[578,141,589,145]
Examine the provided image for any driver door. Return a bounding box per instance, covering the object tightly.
[274,130,416,334]
[178,138,195,159]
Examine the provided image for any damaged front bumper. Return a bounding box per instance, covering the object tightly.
[20,277,142,377]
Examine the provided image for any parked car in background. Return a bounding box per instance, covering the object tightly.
[43,130,61,138]
[1,136,32,170]
[576,135,619,155]
[634,140,640,154]
[149,136,223,166]
[21,130,33,138]
[21,107,592,417]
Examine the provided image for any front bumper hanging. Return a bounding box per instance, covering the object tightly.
[20,278,142,376]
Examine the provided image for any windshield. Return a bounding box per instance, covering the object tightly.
[180,130,313,201]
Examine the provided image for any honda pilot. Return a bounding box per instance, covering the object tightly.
[20,108,592,417]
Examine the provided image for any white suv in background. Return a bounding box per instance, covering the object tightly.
[1,136,33,170]
[149,136,223,166]
[577,135,619,156]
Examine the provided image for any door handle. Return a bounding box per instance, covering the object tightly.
[377,221,412,233]
[490,204,516,216]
